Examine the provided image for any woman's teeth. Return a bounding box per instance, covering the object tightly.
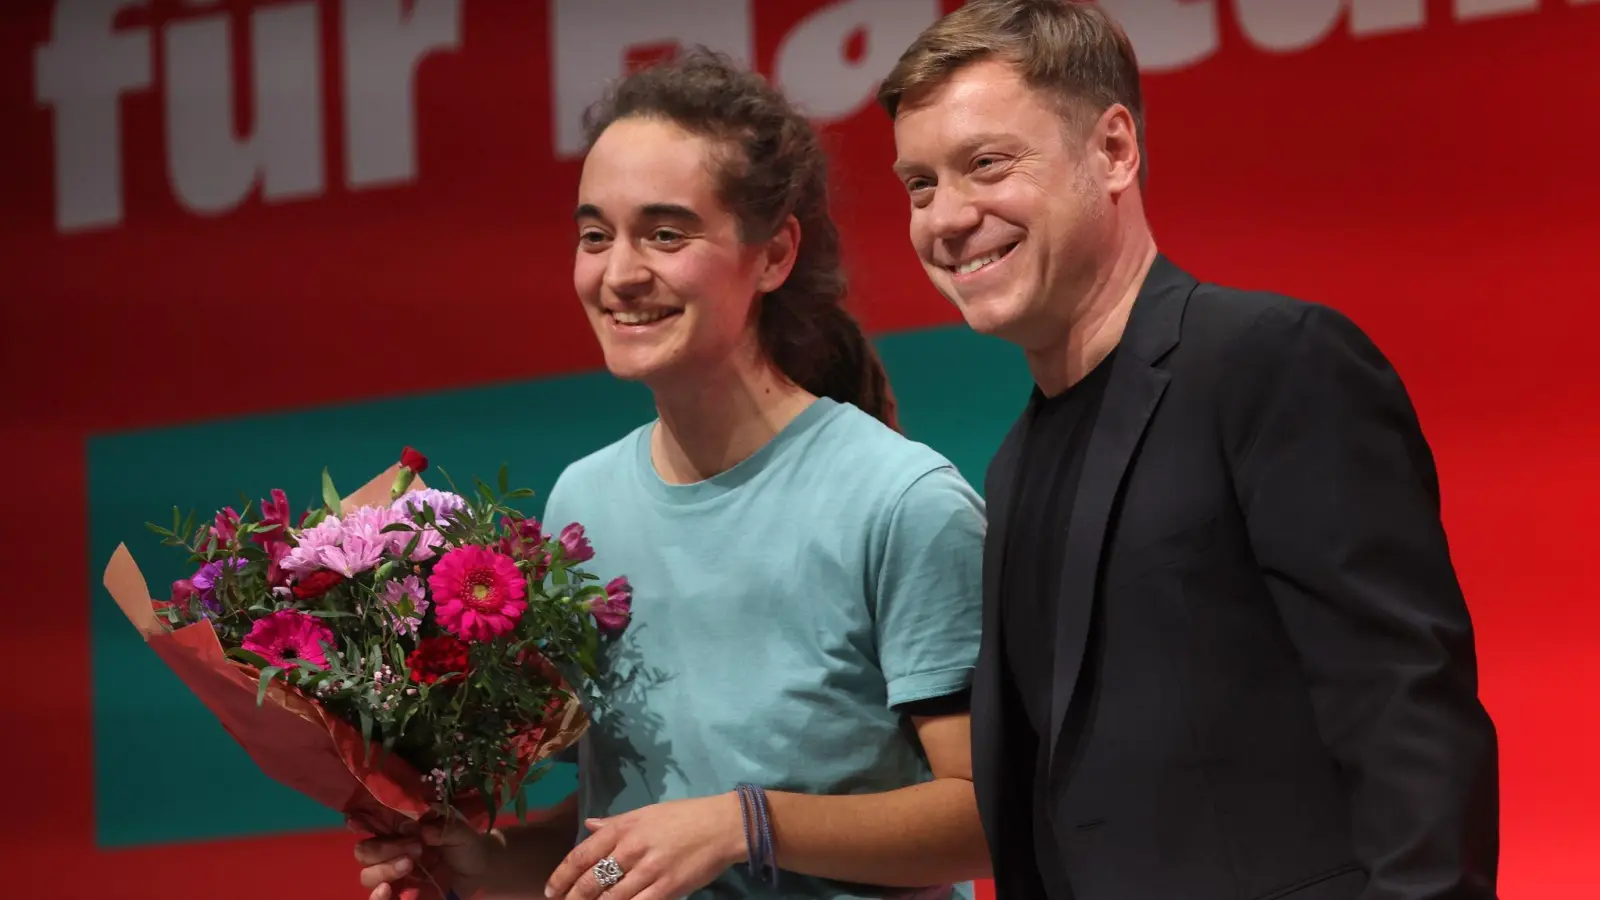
[611,309,677,325]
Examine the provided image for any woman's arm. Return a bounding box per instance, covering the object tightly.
[764,711,989,886]
[543,713,988,900]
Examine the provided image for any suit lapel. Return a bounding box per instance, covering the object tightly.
[1045,254,1196,785]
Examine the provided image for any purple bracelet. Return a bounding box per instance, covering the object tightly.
[736,783,779,887]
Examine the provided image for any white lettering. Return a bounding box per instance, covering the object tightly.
[550,0,754,158]
[774,0,940,122]
[164,3,325,216]
[1099,0,1219,73]
[1454,0,1538,21]
[1234,0,1343,53]
[34,0,152,233]
[1350,0,1426,36]
[342,0,462,189]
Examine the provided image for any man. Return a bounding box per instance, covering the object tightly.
[877,2,1499,899]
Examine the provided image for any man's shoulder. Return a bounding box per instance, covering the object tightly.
[1179,275,1371,365]
[1185,279,1311,338]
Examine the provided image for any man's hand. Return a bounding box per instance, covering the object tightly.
[545,794,748,900]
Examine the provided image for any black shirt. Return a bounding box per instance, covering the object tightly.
[1000,349,1117,898]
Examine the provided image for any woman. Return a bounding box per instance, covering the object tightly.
[355,50,990,900]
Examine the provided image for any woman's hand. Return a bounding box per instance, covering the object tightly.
[353,819,493,900]
[545,794,749,900]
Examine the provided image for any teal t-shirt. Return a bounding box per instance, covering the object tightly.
[540,397,986,900]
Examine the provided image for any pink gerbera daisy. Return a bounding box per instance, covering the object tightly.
[428,546,527,642]
[242,609,336,670]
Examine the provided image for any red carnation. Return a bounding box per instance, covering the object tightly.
[292,569,345,600]
[400,446,429,474]
[407,634,472,685]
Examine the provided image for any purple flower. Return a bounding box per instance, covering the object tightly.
[559,523,594,564]
[590,576,632,637]
[191,557,248,613]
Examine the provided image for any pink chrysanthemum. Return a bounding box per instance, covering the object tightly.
[242,609,335,670]
[280,517,344,577]
[342,504,404,547]
[428,546,527,642]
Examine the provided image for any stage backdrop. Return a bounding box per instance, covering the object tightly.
[3,1,1597,897]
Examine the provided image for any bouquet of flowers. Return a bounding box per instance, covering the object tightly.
[102,447,629,898]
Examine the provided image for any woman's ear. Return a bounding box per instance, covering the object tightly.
[755,215,801,293]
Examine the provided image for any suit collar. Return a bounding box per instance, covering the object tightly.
[1121,252,1193,366]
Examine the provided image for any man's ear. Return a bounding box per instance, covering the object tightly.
[1096,103,1141,196]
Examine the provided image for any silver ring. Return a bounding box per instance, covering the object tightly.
[593,856,624,888]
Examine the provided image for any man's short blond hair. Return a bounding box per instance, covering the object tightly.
[877,0,1147,186]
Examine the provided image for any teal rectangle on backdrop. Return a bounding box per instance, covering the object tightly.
[86,324,1028,848]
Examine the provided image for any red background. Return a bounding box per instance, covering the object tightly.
[3,1,1597,896]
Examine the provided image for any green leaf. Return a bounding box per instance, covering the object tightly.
[435,465,462,496]
[497,464,509,497]
[321,468,342,517]
[304,609,359,619]
[360,708,374,764]
[256,665,285,707]
[498,776,514,816]
[503,488,535,500]
[227,647,272,669]
[395,697,421,739]
[402,529,423,561]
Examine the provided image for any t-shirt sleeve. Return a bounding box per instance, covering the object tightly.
[873,464,987,710]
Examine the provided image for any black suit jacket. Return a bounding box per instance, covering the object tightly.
[972,255,1499,900]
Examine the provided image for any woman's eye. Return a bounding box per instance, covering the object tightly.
[651,229,686,244]
[578,230,607,245]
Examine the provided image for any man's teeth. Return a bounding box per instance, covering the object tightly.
[611,309,676,325]
[954,247,1011,275]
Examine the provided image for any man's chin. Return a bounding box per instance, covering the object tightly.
[954,295,1023,338]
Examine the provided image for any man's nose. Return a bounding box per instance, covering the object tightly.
[924,183,982,240]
